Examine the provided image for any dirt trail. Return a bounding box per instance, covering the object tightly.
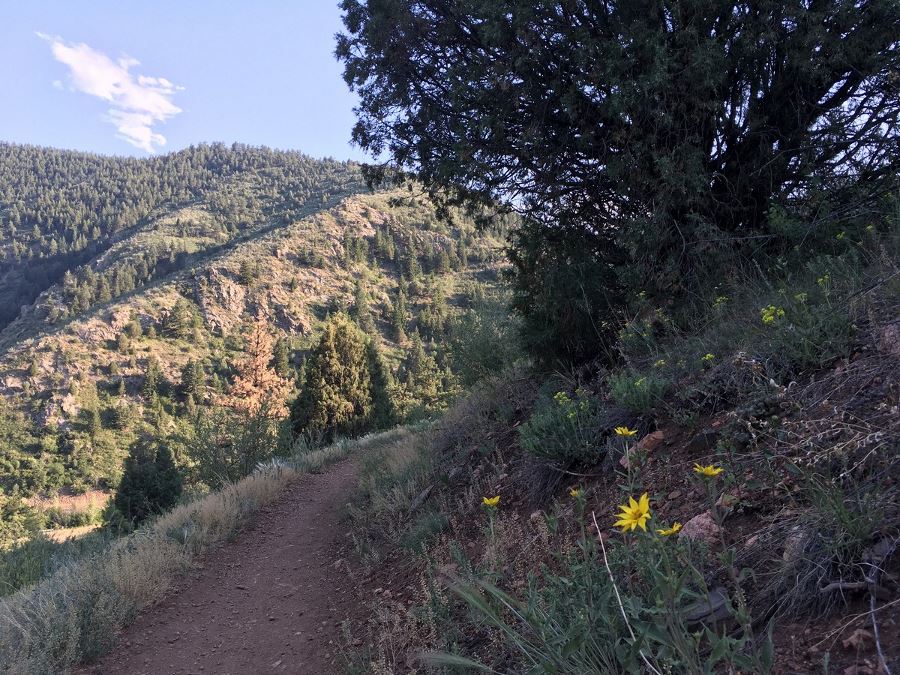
[86,460,360,675]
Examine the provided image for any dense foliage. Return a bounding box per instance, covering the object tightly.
[338,0,900,366]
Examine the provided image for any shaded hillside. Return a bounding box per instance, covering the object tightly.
[0,142,365,334]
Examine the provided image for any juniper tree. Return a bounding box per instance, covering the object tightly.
[338,0,900,366]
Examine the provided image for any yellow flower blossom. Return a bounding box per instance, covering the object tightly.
[614,493,651,532]
[701,353,715,363]
[760,305,786,325]
[482,495,500,507]
[614,426,638,437]
[693,463,724,478]
[656,522,682,536]
[569,487,583,499]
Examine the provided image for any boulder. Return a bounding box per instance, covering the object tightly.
[679,511,721,545]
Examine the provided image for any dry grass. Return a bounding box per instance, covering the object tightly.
[0,437,364,674]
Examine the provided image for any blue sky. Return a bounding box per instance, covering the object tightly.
[0,2,368,160]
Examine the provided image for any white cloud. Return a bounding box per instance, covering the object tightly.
[37,33,183,153]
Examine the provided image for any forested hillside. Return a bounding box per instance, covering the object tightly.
[1,2,898,673]
[0,145,511,546]
[0,143,364,333]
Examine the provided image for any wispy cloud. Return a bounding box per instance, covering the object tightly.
[37,33,183,153]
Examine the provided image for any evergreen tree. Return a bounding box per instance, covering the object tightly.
[113,440,182,526]
[290,314,372,441]
[110,401,134,430]
[238,259,259,286]
[117,332,130,354]
[273,337,292,378]
[351,278,374,333]
[366,339,396,430]
[391,286,408,342]
[85,405,102,438]
[179,359,203,401]
[402,330,443,411]
[142,357,162,399]
[161,299,197,340]
[337,0,900,367]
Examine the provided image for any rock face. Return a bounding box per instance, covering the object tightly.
[679,511,721,545]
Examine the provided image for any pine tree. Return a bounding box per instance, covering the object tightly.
[142,357,162,399]
[113,441,182,526]
[352,278,374,333]
[179,359,203,401]
[273,337,292,378]
[238,259,259,286]
[161,299,197,340]
[403,330,442,410]
[366,339,396,430]
[290,314,372,441]
[86,405,102,438]
[391,287,408,342]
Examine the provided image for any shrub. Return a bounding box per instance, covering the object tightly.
[608,370,668,414]
[518,389,604,466]
[448,289,523,387]
[185,405,289,489]
[751,280,855,374]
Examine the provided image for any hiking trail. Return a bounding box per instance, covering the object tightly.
[85,459,361,675]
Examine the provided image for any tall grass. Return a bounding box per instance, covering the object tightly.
[0,434,369,674]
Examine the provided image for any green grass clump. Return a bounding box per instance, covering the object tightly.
[608,370,668,414]
[518,389,606,466]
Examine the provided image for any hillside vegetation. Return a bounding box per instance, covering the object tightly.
[0,143,365,335]
[1,1,899,673]
[0,145,510,552]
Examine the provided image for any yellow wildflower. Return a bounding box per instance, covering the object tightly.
[482,495,500,507]
[569,487,583,499]
[760,305,786,325]
[656,522,682,536]
[614,426,638,437]
[614,493,651,532]
[701,353,715,363]
[693,463,724,478]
